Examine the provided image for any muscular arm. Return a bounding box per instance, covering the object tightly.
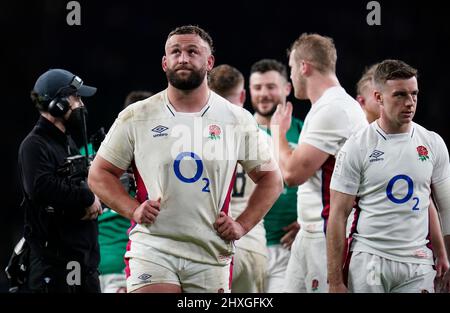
[88,155,138,220]
[327,190,355,292]
[270,101,335,187]
[432,178,450,259]
[278,140,330,186]
[429,199,449,278]
[214,159,283,241]
[236,160,283,232]
[431,178,450,291]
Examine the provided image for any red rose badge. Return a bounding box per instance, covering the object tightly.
[417,146,429,162]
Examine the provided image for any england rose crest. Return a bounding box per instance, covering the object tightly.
[417,145,429,162]
[208,124,221,140]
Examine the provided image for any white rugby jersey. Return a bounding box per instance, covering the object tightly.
[231,164,267,256]
[231,126,273,257]
[97,89,272,265]
[297,86,367,233]
[331,122,450,264]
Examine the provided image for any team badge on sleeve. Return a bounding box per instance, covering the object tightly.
[416,146,429,162]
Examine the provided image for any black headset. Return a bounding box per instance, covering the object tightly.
[47,96,70,117]
[41,75,84,117]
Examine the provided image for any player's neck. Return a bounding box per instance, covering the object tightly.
[377,118,412,134]
[254,113,271,128]
[366,112,378,124]
[167,81,210,113]
[308,74,340,104]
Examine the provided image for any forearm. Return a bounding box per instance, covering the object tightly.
[327,190,355,287]
[326,217,347,286]
[88,168,138,220]
[445,235,450,259]
[429,202,448,260]
[275,133,293,177]
[236,167,282,233]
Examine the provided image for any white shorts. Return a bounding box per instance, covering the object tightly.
[126,246,231,293]
[99,273,127,293]
[264,244,291,293]
[232,247,267,293]
[284,230,328,293]
[348,251,436,293]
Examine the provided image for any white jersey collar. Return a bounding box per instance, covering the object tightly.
[163,89,213,117]
[373,121,415,141]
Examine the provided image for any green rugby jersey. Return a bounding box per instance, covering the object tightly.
[98,209,130,274]
[260,117,303,246]
[80,143,132,274]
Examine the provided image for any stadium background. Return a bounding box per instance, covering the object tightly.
[1,0,449,292]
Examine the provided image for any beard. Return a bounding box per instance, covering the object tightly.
[254,103,277,117]
[166,66,206,90]
[252,95,283,117]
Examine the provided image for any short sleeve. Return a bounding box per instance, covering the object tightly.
[96,108,135,170]
[330,135,362,195]
[302,105,352,156]
[431,132,450,184]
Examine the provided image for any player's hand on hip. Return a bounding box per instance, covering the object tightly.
[440,270,450,293]
[435,254,449,279]
[132,197,161,225]
[434,255,450,292]
[214,211,245,241]
[280,221,300,250]
[328,283,348,293]
[270,101,293,136]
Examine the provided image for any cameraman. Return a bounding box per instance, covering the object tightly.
[17,68,102,293]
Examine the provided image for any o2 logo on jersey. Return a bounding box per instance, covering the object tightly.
[386,174,419,211]
[173,152,210,192]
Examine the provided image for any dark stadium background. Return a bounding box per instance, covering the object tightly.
[1,0,449,292]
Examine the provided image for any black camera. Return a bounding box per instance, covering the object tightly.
[57,155,89,181]
[90,127,106,153]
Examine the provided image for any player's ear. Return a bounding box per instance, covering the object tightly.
[356,95,365,107]
[300,60,313,77]
[285,81,292,97]
[162,56,168,72]
[239,88,246,105]
[207,55,215,71]
[374,90,383,105]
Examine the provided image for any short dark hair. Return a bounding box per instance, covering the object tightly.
[373,59,418,88]
[124,90,153,108]
[250,59,288,81]
[208,64,244,97]
[30,90,47,112]
[167,25,214,54]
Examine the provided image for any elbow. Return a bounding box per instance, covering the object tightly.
[87,167,98,193]
[284,174,296,187]
[283,171,305,187]
[275,172,284,196]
